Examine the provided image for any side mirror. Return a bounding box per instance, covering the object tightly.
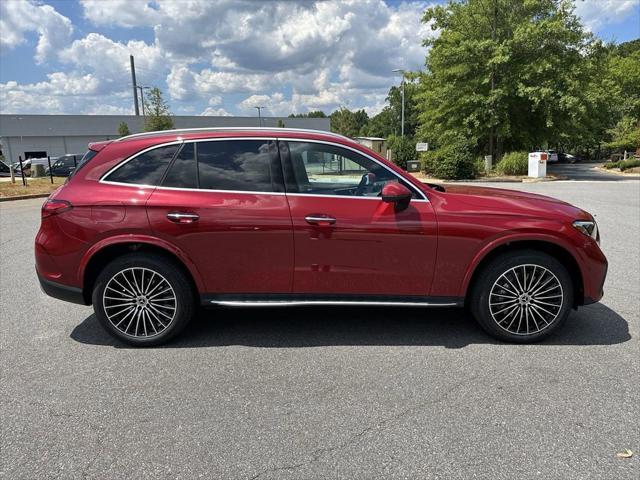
[381,182,412,212]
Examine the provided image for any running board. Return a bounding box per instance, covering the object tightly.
[201,295,463,308]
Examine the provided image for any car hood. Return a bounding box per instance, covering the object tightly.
[436,185,592,221]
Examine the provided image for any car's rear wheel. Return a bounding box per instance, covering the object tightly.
[92,253,195,346]
[469,250,573,342]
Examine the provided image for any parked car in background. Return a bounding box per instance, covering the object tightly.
[0,160,11,177]
[45,154,83,177]
[11,157,50,177]
[36,128,607,347]
[558,152,577,163]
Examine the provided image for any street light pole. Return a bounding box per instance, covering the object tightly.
[392,69,405,137]
[254,106,264,127]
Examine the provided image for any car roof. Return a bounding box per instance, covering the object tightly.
[115,127,351,145]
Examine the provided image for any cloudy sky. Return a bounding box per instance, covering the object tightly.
[0,0,638,117]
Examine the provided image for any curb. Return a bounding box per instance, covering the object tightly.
[418,175,564,184]
[594,166,640,177]
[0,193,51,202]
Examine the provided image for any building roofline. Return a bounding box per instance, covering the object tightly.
[116,127,348,143]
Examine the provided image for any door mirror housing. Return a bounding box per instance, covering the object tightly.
[381,182,412,212]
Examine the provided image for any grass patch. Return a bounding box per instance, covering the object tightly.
[496,151,529,175]
[0,176,64,198]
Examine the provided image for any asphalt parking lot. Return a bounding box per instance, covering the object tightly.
[1,177,638,479]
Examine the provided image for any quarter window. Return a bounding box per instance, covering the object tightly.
[106,145,178,185]
[283,141,414,198]
[197,140,275,192]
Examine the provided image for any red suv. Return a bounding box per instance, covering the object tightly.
[36,128,607,346]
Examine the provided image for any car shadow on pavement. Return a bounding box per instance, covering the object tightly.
[70,302,631,349]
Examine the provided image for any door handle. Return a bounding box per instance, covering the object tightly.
[167,212,199,224]
[305,215,336,226]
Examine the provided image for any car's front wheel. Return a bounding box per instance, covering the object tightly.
[92,253,195,346]
[469,250,574,342]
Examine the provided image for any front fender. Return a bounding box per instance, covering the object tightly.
[459,229,585,298]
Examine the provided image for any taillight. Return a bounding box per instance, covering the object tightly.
[42,199,72,218]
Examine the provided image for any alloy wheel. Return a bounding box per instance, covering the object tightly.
[103,267,177,338]
[489,264,564,336]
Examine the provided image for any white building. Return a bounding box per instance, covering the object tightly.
[353,137,388,159]
[0,114,331,164]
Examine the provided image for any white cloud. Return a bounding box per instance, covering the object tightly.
[58,33,165,89]
[80,0,162,28]
[201,107,232,116]
[574,0,639,31]
[0,0,73,63]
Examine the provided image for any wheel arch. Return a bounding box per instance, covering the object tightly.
[79,237,204,304]
[463,238,585,308]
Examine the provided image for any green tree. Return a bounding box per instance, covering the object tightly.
[362,107,396,138]
[117,121,130,137]
[417,0,597,157]
[277,119,285,128]
[386,135,416,169]
[606,116,640,152]
[330,108,369,137]
[144,87,174,132]
[288,111,328,118]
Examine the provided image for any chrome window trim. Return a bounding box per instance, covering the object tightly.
[100,136,429,202]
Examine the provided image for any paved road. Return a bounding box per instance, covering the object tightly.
[1,178,639,479]
[547,161,635,181]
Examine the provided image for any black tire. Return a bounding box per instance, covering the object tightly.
[469,249,573,343]
[92,252,195,346]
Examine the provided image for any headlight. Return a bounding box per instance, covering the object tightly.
[573,220,600,244]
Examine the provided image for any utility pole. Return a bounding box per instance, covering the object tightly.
[130,55,140,116]
[392,69,405,137]
[254,106,264,127]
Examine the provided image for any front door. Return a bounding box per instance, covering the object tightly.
[146,139,293,295]
[279,140,437,298]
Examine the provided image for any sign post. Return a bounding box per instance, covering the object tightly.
[415,142,429,152]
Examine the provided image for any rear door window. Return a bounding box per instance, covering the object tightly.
[162,143,197,189]
[105,144,179,185]
[196,140,280,192]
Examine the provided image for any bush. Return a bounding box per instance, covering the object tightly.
[496,151,528,175]
[604,158,640,170]
[423,139,476,180]
[619,158,640,171]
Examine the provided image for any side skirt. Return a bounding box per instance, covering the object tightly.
[201,294,463,308]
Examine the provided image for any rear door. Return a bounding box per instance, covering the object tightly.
[146,138,294,296]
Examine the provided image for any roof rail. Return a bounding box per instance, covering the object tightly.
[116,127,350,143]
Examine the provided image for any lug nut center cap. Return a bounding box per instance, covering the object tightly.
[136,296,148,307]
[519,294,531,305]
